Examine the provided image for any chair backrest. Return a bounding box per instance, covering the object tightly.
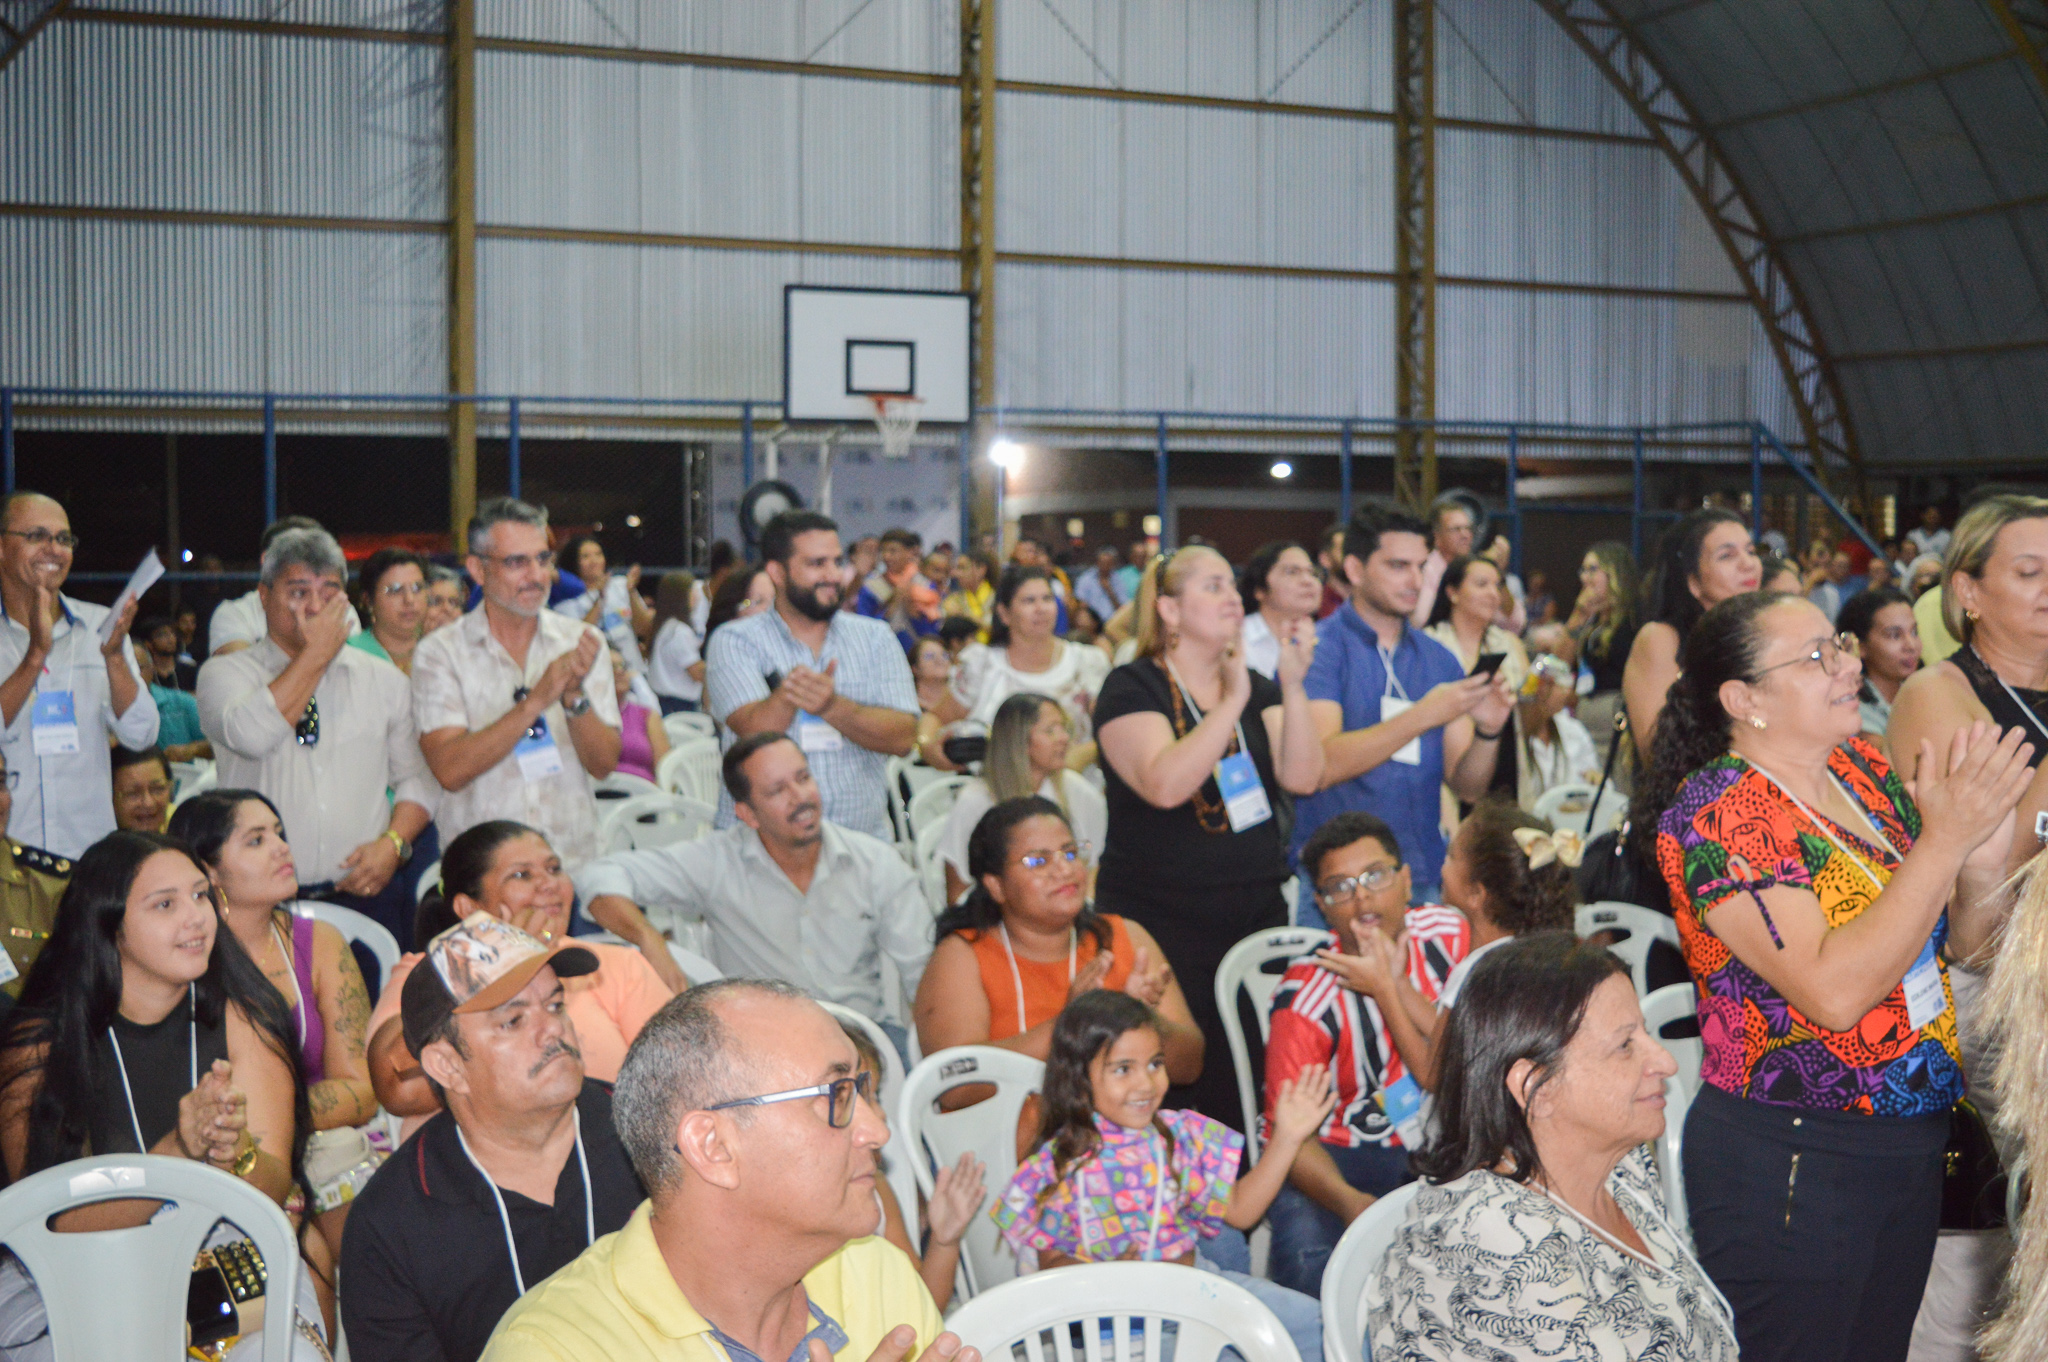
[1531,781,1628,838]
[946,1260,1303,1362]
[884,756,914,849]
[597,792,716,856]
[413,858,442,907]
[914,819,952,915]
[1640,982,1701,1231]
[294,901,400,995]
[594,771,662,802]
[663,710,718,744]
[668,941,722,985]
[907,775,970,839]
[657,738,724,805]
[168,759,216,804]
[1575,901,1680,996]
[0,1154,302,1362]
[1319,1180,1422,1362]
[1214,927,1334,1161]
[899,1046,1046,1298]
[817,1001,919,1238]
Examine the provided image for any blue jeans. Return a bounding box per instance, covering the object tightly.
[1268,1140,1414,1296]
[1197,1258,1322,1362]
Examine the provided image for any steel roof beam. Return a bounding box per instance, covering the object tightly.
[0,0,73,73]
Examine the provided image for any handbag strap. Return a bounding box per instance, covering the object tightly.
[1585,706,1628,837]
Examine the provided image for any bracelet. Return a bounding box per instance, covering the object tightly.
[231,1137,259,1179]
[1472,722,1506,742]
[383,828,412,863]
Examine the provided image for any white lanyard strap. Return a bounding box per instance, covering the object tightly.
[1163,660,1251,758]
[1740,756,1893,896]
[1378,642,1410,702]
[1972,647,2048,745]
[108,983,198,1154]
[997,924,1074,1035]
[1074,1131,1170,1260]
[456,1106,596,1297]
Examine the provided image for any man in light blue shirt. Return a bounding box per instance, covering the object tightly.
[1293,505,1513,901]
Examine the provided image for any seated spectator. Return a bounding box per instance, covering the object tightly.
[609,646,670,784]
[422,562,467,634]
[1436,796,1579,1007]
[0,830,333,1348]
[937,613,981,663]
[575,732,929,1054]
[1366,933,1733,1361]
[111,744,174,832]
[1481,534,1528,634]
[134,636,211,761]
[556,534,653,673]
[367,821,675,1125]
[908,635,952,716]
[1838,586,1920,756]
[1067,599,1106,649]
[0,747,67,998]
[937,692,1107,907]
[139,613,197,690]
[169,790,381,1259]
[1758,552,1803,594]
[941,550,994,641]
[1809,549,1855,623]
[1075,545,1126,624]
[923,565,1109,771]
[482,980,955,1362]
[1239,540,1324,680]
[646,571,704,714]
[701,565,773,646]
[1508,624,1601,803]
[348,546,430,676]
[1262,811,1465,1294]
[210,515,361,656]
[1523,568,1556,626]
[341,914,644,1362]
[1906,553,1943,600]
[913,795,1201,1079]
[174,604,201,667]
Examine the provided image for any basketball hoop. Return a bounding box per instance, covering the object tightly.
[868,394,924,459]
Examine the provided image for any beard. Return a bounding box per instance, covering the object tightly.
[786,578,841,622]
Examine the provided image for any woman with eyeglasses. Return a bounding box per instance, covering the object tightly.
[912,796,1202,1083]
[349,546,431,676]
[1637,590,2031,1360]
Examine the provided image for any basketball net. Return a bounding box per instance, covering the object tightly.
[868,394,924,459]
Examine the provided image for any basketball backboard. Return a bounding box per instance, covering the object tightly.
[783,285,971,424]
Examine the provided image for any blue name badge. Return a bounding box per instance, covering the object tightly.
[1379,1072,1425,1129]
[30,690,78,756]
[513,725,564,781]
[1902,932,1946,1031]
[1215,751,1271,832]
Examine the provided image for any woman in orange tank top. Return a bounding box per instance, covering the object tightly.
[913,795,1204,1082]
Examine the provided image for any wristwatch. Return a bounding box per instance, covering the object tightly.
[231,1137,259,1179]
[382,829,412,864]
[562,690,593,718]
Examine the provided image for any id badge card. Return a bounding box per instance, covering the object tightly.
[514,726,564,781]
[1902,934,1947,1031]
[1215,751,1272,832]
[0,950,19,988]
[30,691,78,756]
[796,711,844,753]
[1379,694,1423,765]
[1378,1072,1425,1128]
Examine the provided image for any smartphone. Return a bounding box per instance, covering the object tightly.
[1471,651,1509,678]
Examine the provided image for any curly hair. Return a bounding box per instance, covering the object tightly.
[1453,796,1577,936]
[1642,508,1749,636]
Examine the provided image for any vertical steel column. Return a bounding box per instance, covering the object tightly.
[164,433,181,578]
[507,398,522,498]
[1630,428,1644,561]
[1155,415,1169,547]
[1506,425,1521,571]
[447,0,479,550]
[1339,420,1354,524]
[958,427,972,551]
[960,0,999,543]
[262,394,278,526]
[1392,0,1438,512]
[1750,424,1764,539]
[1,390,12,495]
[740,403,755,491]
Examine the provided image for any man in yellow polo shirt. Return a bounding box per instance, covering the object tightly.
[483,980,978,1362]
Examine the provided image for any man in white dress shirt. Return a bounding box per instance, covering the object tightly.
[575,730,931,1057]
[207,515,361,657]
[196,526,441,947]
[414,498,622,869]
[0,492,157,858]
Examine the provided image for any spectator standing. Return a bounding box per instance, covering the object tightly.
[924,565,1109,770]
[1294,506,1513,902]
[1906,554,1944,601]
[348,546,430,676]
[1424,554,1529,689]
[1481,534,1527,634]
[1523,568,1556,627]
[140,614,197,690]
[1114,540,1150,604]
[940,550,994,641]
[414,498,622,869]
[704,511,918,839]
[1906,504,1953,563]
[1837,586,1920,756]
[1075,545,1126,623]
[1314,525,1348,619]
[174,603,201,667]
[209,515,361,656]
[936,692,1107,907]
[1564,540,1638,756]
[0,491,159,859]
[646,571,705,714]
[110,744,174,833]
[135,635,211,761]
[856,527,941,646]
[1809,549,1855,623]
[1623,508,1761,759]
[1409,494,1477,628]
[1094,546,1324,1130]
[1238,541,1324,680]
[197,526,440,945]
[422,563,467,636]
[0,746,67,998]
[556,535,654,673]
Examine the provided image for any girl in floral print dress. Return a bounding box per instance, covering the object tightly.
[994,991,1333,1361]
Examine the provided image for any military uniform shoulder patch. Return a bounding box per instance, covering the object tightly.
[12,843,71,877]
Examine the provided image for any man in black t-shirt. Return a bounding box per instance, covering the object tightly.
[340,915,646,1362]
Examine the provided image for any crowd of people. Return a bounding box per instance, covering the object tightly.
[0,476,2039,1362]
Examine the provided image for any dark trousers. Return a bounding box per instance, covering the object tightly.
[1683,1082,1948,1362]
[303,822,442,967]
[1267,1139,1413,1295]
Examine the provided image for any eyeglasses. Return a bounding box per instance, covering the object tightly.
[479,551,556,573]
[706,1070,874,1129]
[512,687,548,741]
[295,694,320,747]
[380,581,426,598]
[1753,633,1857,680]
[1017,841,1089,872]
[1315,865,1402,902]
[2,529,77,550]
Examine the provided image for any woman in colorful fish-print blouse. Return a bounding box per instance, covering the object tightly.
[1640,589,2032,1362]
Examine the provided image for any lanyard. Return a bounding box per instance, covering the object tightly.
[108,983,198,1154]
[1162,659,1252,760]
[456,1106,596,1297]
[1970,647,2048,746]
[997,923,1073,1036]
[1074,1130,1170,1260]
[270,917,308,1050]
[1738,755,1895,897]
[1377,642,1410,702]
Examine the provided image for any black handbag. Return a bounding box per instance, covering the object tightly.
[1941,1097,2009,1231]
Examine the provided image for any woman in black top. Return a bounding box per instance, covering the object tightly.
[1094,546,1324,1130]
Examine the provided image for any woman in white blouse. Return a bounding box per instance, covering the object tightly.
[922,565,1109,771]
[1367,932,1736,1362]
[938,691,1106,906]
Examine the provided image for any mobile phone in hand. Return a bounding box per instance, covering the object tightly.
[1471,651,1508,678]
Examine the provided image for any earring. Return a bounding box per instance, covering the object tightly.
[1748,715,1767,730]
[1967,610,1980,622]
[1167,631,1181,650]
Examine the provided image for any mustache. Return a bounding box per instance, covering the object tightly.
[530,1039,582,1077]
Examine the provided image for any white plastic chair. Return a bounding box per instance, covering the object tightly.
[1575,901,1681,997]
[946,1260,1303,1362]
[597,792,716,856]
[915,819,953,915]
[819,1001,920,1236]
[1640,982,1701,1232]
[594,770,662,802]
[575,930,722,987]
[900,1046,1045,1298]
[1531,781,1628,837]
[168,758,215,804]
[413,858,442,906]
[907,774,971,839]
[0,1154,303,1362]
[295,901,401,996]
[1215,927,1335,1161]
[663,710,717,744]
[1319,1180,1423,1362]
[656,739,722,805]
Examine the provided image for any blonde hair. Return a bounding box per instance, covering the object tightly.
[985,691,1072,817]
[1133,545,1230,658]
[1943,495,2048,645]
[1981,849,2048,1359]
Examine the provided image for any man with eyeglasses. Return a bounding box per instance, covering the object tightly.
[1261,810,1467,1296]
[415,497,623,868]
[207,515,363,657]
[0,490,159,859]
[484,979,967,1362]
[342,913,644,1362]
[705,510,919,840]
[575,731,930,1061]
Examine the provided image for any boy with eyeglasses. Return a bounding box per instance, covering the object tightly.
[1260,809,1469,1296]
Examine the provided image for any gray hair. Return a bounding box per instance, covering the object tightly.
[469,497,549,557]
[259,527,347,587]
[612,978,809,1194]
[1427,491,1472,530]
[425,563,463,588]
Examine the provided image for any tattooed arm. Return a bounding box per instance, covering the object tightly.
[308,922,380,1131]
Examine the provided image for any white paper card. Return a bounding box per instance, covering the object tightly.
[1380,694,1423,765]
[97,549,165,644]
